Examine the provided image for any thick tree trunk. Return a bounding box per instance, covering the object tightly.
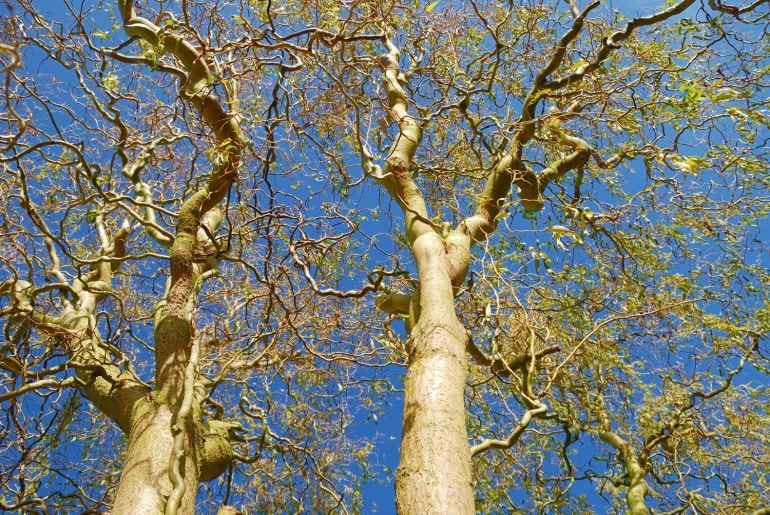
[395,319,474,514]
[112,397,200,515]
[395,233,475,514]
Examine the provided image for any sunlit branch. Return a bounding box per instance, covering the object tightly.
[458,130,592,246]
[564,0,581,19]
[545,0,698,91]
[370,37,433,243]
[43,236,71,293]
[0,279,52,323]
[453,2,600,249]
[117,0,245,212]
[166,336,200,515]
[470,402,548,457]
[596,398,650,515]
[106,48,187,78]
[288,244,387,298]
[114,199,175,244]
[0,41,24,152]
[23,281,79,304]
[708,0,770,17]
[0,497,53,512]
[458,0,700,248]
[0,273,150,431]
[532,1,601,94]
[466,332,560,379]
[0,375,86,403]
[375,292,411,315]
[119,135,188,247]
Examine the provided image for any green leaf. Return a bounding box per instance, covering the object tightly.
[85,209,100,223]
[426,1,439,12]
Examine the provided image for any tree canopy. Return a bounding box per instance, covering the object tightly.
[1,0,769,513]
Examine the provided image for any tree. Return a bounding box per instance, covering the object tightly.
[1,0,769,513]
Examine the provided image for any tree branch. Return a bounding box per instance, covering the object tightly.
[597,400,650,515]
[371,37,432,244]
[470,402,548,457]
[458,0,698,245]
[166,336,200,515]
[466,331,560,378]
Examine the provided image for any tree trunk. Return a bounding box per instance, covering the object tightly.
[395,233,475,514]
[112,397,200,515]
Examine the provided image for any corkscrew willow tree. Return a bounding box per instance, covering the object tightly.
[0,0,769,513]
